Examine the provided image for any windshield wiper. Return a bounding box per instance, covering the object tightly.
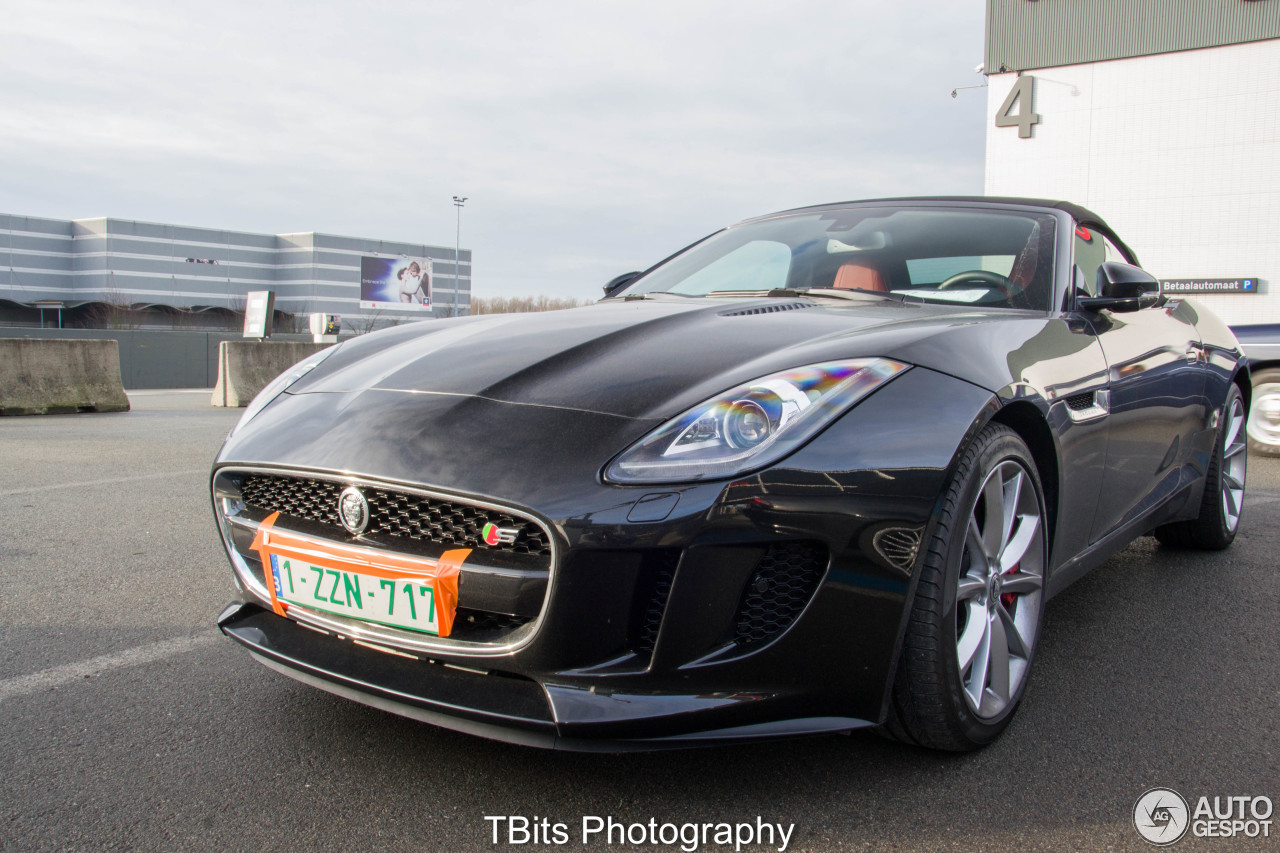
[621,291,699,301]
[644,288,909,302]
[767,287,906,303]
[803,286,906,300]
[704,290,773,298]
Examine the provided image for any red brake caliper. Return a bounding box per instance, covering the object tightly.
[1001,564,1018,610]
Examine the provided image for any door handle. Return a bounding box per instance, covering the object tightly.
[1185,343,1202,364]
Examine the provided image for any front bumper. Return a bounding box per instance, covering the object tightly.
[219,602,873,750]
[213,366,999,747]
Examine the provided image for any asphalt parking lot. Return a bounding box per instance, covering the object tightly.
[1,391,1277,853]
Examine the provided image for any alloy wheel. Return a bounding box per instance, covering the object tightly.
[955,459,1046,720]
[1222,395,1247,532]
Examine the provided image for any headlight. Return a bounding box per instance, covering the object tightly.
[605,358,909,484]
[229,345,338,437]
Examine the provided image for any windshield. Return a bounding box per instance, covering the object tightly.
[624,206,1058,311]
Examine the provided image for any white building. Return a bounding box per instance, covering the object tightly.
[983,0,1279,325]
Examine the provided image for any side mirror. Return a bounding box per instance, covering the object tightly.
[603,271,642,298]
[1077,262,1161,313]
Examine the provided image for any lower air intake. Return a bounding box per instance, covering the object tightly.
[734,541,827,646]
[632,550,680,655]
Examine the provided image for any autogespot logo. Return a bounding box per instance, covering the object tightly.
[1134,788,1190,846]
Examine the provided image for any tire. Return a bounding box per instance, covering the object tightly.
[1154,383,1246,550]
[1246,369,1280,457]
[884,424,1048,751]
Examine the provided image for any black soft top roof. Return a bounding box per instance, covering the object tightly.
[757,196,1139,266]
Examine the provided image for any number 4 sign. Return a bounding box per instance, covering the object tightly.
[995,75,1041,138]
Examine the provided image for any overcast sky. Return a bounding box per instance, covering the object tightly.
[0,1,989,301]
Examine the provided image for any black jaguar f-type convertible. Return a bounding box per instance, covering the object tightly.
[213,197,1248,751]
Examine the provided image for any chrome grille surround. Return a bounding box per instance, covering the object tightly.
[212,465,557,658]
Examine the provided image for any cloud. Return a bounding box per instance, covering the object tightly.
[0,0,987,300]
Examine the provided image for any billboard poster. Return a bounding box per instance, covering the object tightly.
[360,256,432,310]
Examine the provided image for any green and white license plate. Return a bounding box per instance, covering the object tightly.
[269,554,442,635]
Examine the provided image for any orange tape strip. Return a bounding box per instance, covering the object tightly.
[250,512,286,616]
[249,512,471,637]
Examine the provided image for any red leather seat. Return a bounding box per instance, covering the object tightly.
[833,263,888,292]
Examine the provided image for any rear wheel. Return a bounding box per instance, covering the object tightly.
[1155,383,1246,550]
[1246,369,1280,456]
[884,424,1047,751]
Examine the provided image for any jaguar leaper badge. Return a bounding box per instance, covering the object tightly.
[338,486,370,535]
[481,522,519,546]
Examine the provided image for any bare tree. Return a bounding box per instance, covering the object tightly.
[83,287,141,329]
[348,310,383,335]
[470,295,589,315]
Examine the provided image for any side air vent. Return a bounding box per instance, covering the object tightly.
[872,526,922,573]
[1065,392,1094,411]
[1064,389,1110,423]
[719,302,816,317]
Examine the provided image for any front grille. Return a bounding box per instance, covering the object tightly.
[216,469,552,650]
[239,474,550,557]
[734,541,826,646]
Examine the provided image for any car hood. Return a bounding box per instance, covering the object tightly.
[293,296,1033,420]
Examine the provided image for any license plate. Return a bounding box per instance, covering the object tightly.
[269,555,443,635]
[249,511,471,638]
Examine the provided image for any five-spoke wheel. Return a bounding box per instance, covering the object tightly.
[1221,393,1247,533]
[954,460,1045,720]
[885,423,1047,750]
[890,385,1247,751]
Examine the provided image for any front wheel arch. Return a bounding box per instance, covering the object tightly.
[989,401,1060,564]
[883,423,1049,750]
[1232,365,1252,413]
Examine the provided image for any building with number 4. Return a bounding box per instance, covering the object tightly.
[982,0,1279,325]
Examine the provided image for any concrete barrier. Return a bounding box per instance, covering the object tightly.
[0,327,327,389]
[212,340,332,407]
[0,338,131,415]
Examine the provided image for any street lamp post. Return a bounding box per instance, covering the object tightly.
[452,196,467,316]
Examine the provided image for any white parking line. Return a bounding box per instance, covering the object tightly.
[0,469,207,498]
[0,632,221,703]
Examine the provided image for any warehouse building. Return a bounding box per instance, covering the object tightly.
[0,213,470,329]
[983,0,1279,324]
